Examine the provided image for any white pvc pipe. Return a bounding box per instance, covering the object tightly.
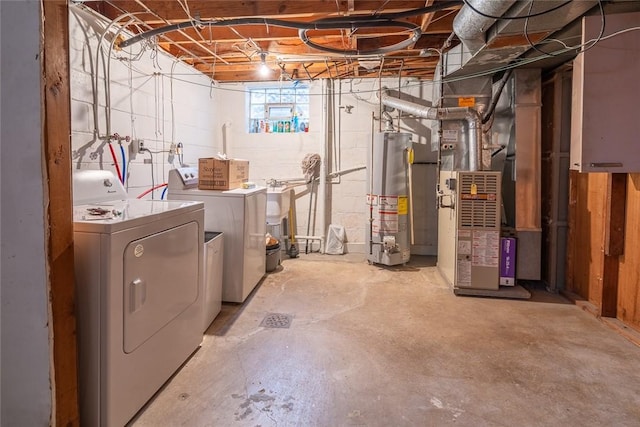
[318,80,330,254]
[328,165,366,178]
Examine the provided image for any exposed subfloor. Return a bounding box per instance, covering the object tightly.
[130,254,640,426]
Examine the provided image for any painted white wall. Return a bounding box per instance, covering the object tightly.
[212,78,438,254]
[1,1,53,425]
[68,3,439,254]
[69,5,219,198]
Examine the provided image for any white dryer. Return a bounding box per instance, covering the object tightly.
[168,167,266,303]
[73,170,204,426]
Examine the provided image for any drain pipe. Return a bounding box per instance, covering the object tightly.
[453,0,517,54]
[380,89,482,171]
[318,79,331,253]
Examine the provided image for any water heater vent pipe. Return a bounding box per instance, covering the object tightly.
[379,88,482,171]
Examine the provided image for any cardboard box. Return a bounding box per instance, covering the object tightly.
[198,158,249,190]
[499,237,517,286]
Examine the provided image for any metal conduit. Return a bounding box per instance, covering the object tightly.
[380,89,482,171]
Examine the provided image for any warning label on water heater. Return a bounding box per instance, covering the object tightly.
[369,194,399,234]
[397,196,408,215]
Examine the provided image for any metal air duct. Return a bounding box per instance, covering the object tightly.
[444,0,599,78]
[380,89,482,171]
[452,0,517,54]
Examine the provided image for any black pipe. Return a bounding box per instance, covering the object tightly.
[482,69,513,124]
[118,1,462,49]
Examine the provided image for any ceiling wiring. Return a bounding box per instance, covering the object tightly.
[572,0,605,55]
[523,0,561,57]
[118,12,638,98]
[372,0,393,16]
[523,0,605,57]
[117,1,462,49]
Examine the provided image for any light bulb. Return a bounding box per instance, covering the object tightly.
[259,62,270,76]
[258,52,270,76]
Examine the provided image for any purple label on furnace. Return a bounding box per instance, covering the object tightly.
[500,237,516,277]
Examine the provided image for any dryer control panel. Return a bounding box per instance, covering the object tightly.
[170,167,199,188]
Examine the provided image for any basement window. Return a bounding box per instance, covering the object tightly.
[248,86,310,133]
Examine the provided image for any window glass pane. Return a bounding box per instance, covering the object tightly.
[250,90,265,103]
[281,88,295,103]
[247,86,310,133]
[295,90,309,104]
[266,89,280,103]
[250,104,265,119]
[268,106,292,119]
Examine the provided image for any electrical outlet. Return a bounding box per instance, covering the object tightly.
[137,139,145,153]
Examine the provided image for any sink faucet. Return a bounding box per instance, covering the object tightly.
[267,178,280,188]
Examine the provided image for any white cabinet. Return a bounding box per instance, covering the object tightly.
[570,11,640,173]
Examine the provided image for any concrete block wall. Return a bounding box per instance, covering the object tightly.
[69,5,219,199]
[213,78,437,253]
[68,3,438,253]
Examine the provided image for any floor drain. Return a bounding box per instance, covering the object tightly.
[260,313,292,329]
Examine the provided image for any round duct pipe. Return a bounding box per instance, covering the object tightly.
[379,89,482,171]
[452,0,517,53]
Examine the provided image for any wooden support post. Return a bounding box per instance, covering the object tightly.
[601,173,627,317]
[42,0,79,424]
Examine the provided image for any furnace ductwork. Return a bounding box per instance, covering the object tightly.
[452,0,517,54]
[379,89,482,171]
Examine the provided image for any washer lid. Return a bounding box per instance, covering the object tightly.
[73,170,127,204]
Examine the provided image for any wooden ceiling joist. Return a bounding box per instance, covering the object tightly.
[90,0,461,82]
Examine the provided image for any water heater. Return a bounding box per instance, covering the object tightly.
[366,132,412,266]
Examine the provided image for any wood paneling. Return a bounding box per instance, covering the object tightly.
[566,171,607,308]
[43,1,80,424]
[617,174,640,332]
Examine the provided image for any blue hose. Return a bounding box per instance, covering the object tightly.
[161,186,168,200]
[119,144,126,184]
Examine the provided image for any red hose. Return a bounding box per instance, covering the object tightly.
[136,183,167,199]
[108,142,123,183]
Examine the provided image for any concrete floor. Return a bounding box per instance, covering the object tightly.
[130,254,640,426]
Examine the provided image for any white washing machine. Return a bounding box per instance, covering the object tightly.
[73,170,204,426]
[168,167,266,303]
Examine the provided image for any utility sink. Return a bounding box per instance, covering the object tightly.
[266,186,292,225]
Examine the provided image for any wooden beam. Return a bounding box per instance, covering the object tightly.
[601,173,627,317]
[100,1,441,21]
[617,174,640,333]
[602,254,621,318]
[604,173,627,257]
[408,0,435,49]
[42,0,79,425]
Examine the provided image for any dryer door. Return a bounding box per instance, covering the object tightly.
[123,221,199,353]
